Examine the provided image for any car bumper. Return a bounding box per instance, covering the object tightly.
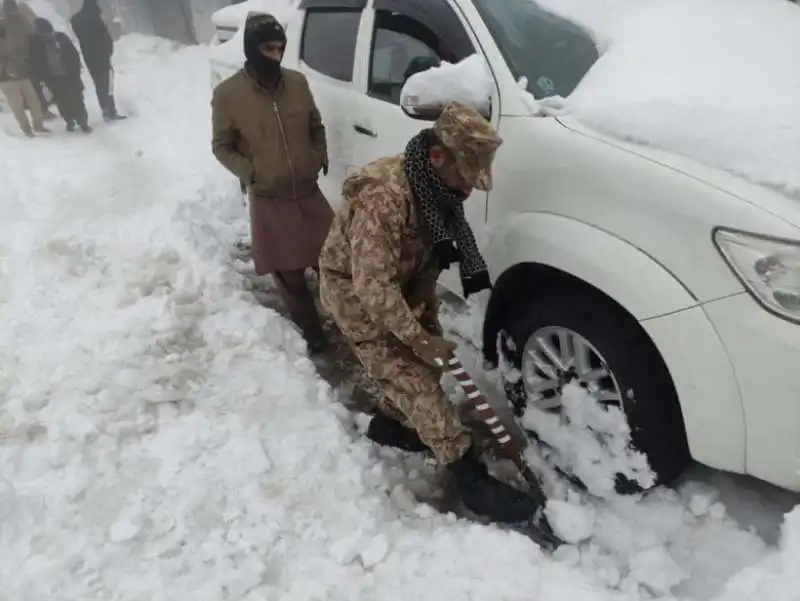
[643,304,747,477]
[702,293,800,492]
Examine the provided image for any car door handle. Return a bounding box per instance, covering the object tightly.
[353,124,377,138]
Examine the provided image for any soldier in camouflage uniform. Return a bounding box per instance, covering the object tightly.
[319,102,536,524]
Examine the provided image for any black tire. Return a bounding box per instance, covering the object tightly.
[497,278,691,494]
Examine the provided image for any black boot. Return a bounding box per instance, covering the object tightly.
[448,446,539,524]
[366,412,430,453]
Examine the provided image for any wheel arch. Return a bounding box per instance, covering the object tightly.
[481,214,747,474]
[482,212,699,364]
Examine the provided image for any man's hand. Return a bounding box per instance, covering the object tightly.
[320,156,329,176]
[409,331,457,369]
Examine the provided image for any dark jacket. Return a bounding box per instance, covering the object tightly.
[212,66,328,200]
[70,5,111,69]
[30,31,82,86]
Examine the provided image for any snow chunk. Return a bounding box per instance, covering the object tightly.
[109,515,144,544]
[629,546,689,595]
[360,533,391,568]
[400,54,493,117]
[546,499,595,544]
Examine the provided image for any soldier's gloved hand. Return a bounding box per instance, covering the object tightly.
[409,331,457,369]
[321,157,329,176]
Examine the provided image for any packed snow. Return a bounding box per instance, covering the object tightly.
[532,0,800,198]
[1,27,800,601]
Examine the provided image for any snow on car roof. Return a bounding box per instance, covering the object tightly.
[535,0,800,199]
[211,0,297,28]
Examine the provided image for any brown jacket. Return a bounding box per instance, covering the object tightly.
[319,154,442,348]
[211,66,328,200]
[0,12,34,81]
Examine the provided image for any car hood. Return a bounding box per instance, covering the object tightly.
[558,115,800,231]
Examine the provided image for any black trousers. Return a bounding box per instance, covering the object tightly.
[86,62,117,118]
[32,79,51,112]
[49,76,89,127]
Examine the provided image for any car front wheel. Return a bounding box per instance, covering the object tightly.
[495,277,691,496]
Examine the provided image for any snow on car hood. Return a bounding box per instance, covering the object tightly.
[536,0,800,201]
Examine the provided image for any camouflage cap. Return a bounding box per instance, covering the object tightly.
[433,101,503,192]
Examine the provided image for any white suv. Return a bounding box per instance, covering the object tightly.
[209,0,800,493]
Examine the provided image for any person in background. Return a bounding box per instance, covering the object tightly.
[30,17,91,133]
[0,0,49,137]
[318,102,538,525]
[9,0,56,120]
[71,0,124,121]
[211,12,333,353]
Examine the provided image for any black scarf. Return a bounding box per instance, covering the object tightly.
[404,129,492,298]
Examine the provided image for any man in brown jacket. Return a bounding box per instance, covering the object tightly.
[0,0,49,137]
[212,12,333,353]
[319,103,538,525]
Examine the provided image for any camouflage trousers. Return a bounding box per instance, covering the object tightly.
[319,275,471,464]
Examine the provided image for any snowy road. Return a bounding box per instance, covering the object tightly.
[1,36,798,601]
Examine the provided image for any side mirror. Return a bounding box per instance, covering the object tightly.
[401,94,492,122]
[399,54,493,122]
[400,94,446,121]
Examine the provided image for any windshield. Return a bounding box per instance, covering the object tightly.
[473,0,599,99]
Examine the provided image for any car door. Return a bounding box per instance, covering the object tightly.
[294,0,370,210]
[352,0,501,297]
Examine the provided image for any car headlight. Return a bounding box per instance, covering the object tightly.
[713,227,800,323]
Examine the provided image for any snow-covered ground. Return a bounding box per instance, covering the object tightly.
[1,34,800,601]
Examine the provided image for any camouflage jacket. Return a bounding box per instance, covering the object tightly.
[319,154,441,345]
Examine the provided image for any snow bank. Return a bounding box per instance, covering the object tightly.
[400,53,494,117]
[534,0,800,198]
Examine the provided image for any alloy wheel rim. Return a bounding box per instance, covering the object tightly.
[520,325,623,413]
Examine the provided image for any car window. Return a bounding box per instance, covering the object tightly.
[368,0,475,105]
[473,0,598,99]
[301,8,362,82]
